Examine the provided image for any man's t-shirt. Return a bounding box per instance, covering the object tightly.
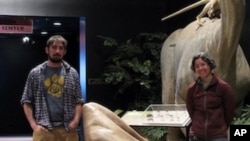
[44,66,65,127]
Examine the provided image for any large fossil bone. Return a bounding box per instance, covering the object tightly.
[162,0,220,26]
[82,102,148,141]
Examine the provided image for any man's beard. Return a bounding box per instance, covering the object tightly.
[48,55,63,63]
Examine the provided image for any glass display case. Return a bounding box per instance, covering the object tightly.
[121,104,191,127]
[142,104,191,127]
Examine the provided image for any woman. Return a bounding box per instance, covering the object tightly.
[186,52,235,141]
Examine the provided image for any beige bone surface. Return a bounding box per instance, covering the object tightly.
[162,0,220,26]
[82,102,148,141]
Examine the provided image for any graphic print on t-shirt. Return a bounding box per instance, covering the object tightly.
[44,74,64,97]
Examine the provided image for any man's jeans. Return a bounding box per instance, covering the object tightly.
[33,126,79,141]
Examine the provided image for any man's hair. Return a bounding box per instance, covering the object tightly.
[46,35,68,49]
[190,52,216,72]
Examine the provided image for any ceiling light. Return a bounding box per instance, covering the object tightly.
[53,22,62,26]
[41,31,48,35]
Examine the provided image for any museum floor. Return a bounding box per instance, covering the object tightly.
[0,137,32,141]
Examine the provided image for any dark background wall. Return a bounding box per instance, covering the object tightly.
[0,0,249,135]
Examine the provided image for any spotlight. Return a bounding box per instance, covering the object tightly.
[22,36,30,43]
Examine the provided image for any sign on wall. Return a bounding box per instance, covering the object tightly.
[0,17,33,34]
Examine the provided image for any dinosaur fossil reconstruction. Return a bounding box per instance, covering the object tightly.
[161,0,249,140]
[162,0,220,26]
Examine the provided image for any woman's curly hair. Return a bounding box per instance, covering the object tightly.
[190,52,216,72]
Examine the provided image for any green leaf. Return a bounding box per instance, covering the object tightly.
[97,35,118,47]
[99,32,168,111]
